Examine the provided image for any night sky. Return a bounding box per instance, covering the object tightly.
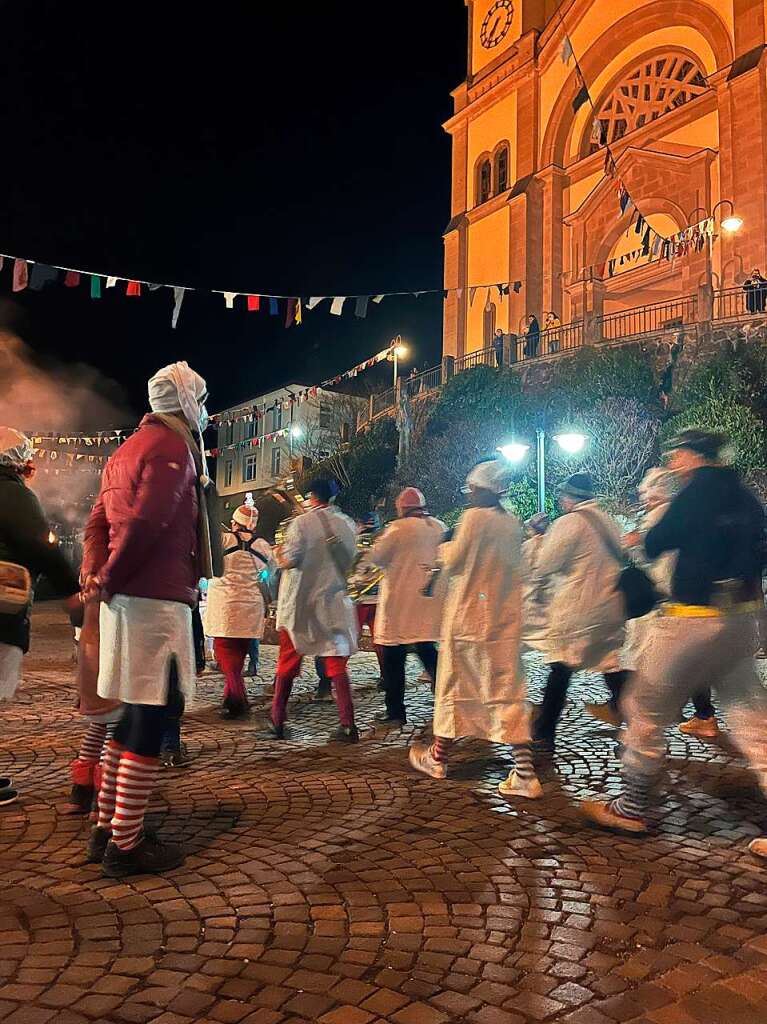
[0,2,468,420]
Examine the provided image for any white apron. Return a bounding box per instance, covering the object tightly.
[204,533,271,639]
[276,507,359,657]
[533,501,626,672]
[98,595,196,706]
[433,506,531,744]
[369,515,446,645]
[0,642,23,701]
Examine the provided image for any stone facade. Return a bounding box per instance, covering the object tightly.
[444,0,767,361]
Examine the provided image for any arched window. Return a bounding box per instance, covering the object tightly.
[494,145,509,194]
[477,158,492,205]
[587,53,707,153]
[483,301,497,348]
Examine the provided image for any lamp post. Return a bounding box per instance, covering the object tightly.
[391,335,408,388]
[685,199,743,320]
[498,429,587,512]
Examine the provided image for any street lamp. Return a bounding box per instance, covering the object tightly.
[391,335,408,388]
[289,422,302,458]
[497,428,588,512]
[686,200,743,316]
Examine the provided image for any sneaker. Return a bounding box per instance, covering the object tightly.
[329,725,360,744]
[0,788,19,807]
[86,825,111,864]
[679,716,720,739]
[581,799,649,835]
[498,771,543,799]
[63,783,95,815]
[408,743,447,779]
[160,748,192,769]
[102,833,185,878]
[585,702,622,727]
[748,837,767,858]
[375,712,407,727]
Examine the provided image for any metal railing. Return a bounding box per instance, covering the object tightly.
[359,288,767,428]
[712,285,766,321]
[404,365,442,398]
[598,295,697,341]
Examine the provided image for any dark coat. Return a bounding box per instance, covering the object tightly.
[0,466,79,651]
[82,415,200,606]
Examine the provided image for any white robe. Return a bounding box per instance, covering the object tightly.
[368,515,446,645]
[622,502,675,671]
[533,500,625,672]
[433,506,530,744]
[276,506,359,657]
[521,534,550,652]
[204,533,273,640]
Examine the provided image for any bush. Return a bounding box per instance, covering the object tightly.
[428,365,532,438]
[548,347,660,412]
[660,397,767,476]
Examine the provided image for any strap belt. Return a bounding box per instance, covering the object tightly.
[662,600,763,618]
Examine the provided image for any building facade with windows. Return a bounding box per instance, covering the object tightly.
[214,386,362,512]
[443,0,767,359]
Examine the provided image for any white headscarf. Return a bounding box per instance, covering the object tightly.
[147,361,208,433]
[464,459,512,495]
[0,427,33,468]
[638,467,676,507]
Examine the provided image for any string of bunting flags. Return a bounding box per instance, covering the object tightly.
[209,341,398,454]
[559,12,722,278]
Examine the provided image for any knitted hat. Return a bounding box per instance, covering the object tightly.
[524,511,550,534]
[664,428,726,461]
[232,505,259,529]
[396,487,426,511]
[464,459,513,495]
[558,472,595,501]
[307,478,339,504]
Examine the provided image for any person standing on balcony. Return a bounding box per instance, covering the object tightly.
[581,430,767,857]
[743,268,767,314]
[529,473,629,750]
[523,315,540,358]
[408,460,542,799]
[367,488,445,726]
[544,312,561,354]
[493,328,505,367]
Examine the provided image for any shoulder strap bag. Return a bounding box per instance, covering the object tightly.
[317,510,355,585]
[0,562,32,616]
[575,507,659,620]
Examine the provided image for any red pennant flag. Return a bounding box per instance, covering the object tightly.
[126,281,141,297]
[12,259,28,292]
[285,297,298,328]
[247,295,260,311]
[64,270,81,287]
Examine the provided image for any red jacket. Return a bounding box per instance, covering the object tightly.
[83,415,200,606]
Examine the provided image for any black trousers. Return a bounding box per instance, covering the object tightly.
[114,661,184,758]
[534,662,629,741]
[380,643,438,721]
[691,689,716,720]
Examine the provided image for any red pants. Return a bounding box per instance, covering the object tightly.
[213,637,250,704]
[273,630,354,728]
[356,603,384,672]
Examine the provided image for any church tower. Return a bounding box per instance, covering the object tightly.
[443,0,767,360]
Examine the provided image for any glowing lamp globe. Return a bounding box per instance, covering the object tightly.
[497,442,530,463]
[554,432,587,455]
[721,214,743,233]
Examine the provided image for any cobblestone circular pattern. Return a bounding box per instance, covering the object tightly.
[0,612,766,1024]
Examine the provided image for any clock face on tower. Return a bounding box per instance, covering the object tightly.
[480,0,514,49]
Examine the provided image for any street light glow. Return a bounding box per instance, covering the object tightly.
[393,343,408,358]
[554,432,587,454]
[290,424,303,438]
[721,214,743,233]
[497,442,530,463]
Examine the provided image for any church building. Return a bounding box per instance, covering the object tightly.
[443,0,767,359]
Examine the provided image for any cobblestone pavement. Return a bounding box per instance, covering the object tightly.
[1,608,766,1024]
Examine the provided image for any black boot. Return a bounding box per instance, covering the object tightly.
[64,783,95,815]
[86,826,111,864]
[102,834,185,878]
[329,724,360,744]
